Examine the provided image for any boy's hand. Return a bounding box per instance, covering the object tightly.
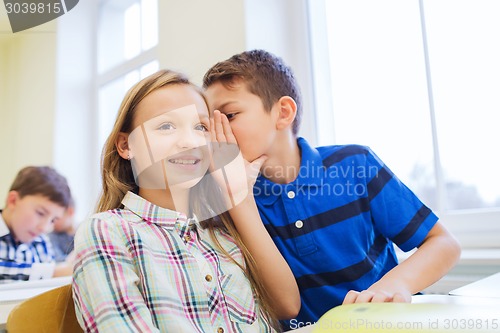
[53,261,73,277]
[209,110,267,206]
[343,288,411,304]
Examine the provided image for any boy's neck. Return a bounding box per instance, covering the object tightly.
[262,134,301,184]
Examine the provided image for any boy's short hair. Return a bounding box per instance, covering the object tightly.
[9,166,72,208]
[203,49,303,135]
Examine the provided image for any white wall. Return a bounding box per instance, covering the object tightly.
[0,21,57,205]
[244,0,317,144]
[53,1,98,219]
[157,0,247,86]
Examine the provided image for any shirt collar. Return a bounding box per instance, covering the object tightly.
[255,137,325,205]
[0,211,10,237]
[121,191,195,231]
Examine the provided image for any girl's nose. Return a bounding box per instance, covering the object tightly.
[177,129,205,149]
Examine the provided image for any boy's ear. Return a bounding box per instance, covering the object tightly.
[5,191,20,209]
[275,96,297,131]
[116,132,132,160]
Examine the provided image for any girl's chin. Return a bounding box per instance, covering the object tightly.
[168,176,204,190]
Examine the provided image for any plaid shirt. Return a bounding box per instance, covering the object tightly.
[0,211,55,283]
[72,192,274,333]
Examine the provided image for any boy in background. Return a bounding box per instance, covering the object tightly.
[0,166,73,283]
[203,49,461,329]
[48,197,76,262]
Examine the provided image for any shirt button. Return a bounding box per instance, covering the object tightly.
[184,235,191,242]
[217,328,224,333]
[287,190,295,199]
[295,220,304,229]
[205,274,212,282]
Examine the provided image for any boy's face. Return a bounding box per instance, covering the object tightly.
[205,79,278,162]
[6,193,65,243]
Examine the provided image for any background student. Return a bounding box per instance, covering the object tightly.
[72,69,299,332]
[203,49,461,329]
[0,166,73,283]
[48,197,76,262]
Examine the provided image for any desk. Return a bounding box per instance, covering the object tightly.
[312,301,500,332]
[298,294,500,332]
[449,272,500,298]
[0,276,72,331]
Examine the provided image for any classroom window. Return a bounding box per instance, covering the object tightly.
[98,0,158,73]
[310,0,500,214]
[96,0,159,150]
[97,61,159,148]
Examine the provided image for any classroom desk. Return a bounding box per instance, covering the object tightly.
[1,275,498,332]
[449,272,500,298]
[312,300,500,332]
[287,294,500,333]
[0,276,71,331]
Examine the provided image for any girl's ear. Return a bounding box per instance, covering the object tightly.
[116,132,131,160]
[275,96,297,131]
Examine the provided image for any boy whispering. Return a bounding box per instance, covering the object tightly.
[203,49,461,329]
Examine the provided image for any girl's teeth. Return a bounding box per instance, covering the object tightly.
[171,159,197,165]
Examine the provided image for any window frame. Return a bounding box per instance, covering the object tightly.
[307,0,500,249]
[95,0,159,148]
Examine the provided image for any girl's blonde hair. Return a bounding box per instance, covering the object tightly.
[97,69,279,329]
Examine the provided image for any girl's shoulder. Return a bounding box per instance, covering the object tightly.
[91,208,140,223]
[76,208,141,236]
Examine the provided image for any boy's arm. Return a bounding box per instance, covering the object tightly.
[0,236,58,282]
[0,259,31,282]
[53,262,73,277]
[343,222,461,303]
[53,250,75,277]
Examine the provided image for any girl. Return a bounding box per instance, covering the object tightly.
[72,70,299,332]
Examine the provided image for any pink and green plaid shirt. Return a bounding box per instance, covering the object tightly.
[72,192,274,333]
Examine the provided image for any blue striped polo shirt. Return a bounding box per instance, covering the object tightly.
[253,138,438,329]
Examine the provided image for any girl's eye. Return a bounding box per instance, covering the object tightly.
[225,113,236,120]
[195,124,209,132]
[36,210,45,217]
[158,123,174,131]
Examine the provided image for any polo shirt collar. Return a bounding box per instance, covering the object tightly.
[295,137,326,187]
[0,211,10,237]
[255,137,325,205]
[121,191,194,231]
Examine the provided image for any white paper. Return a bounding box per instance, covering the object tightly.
[28,262,56,281]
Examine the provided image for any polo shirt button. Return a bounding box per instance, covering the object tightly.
[205,274,212,282]
[295,220,304,229]
[184,235,191,242]
[287,191,295,199]
[217,328,224,333]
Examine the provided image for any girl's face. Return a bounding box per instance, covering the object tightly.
[127,84,211,190]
